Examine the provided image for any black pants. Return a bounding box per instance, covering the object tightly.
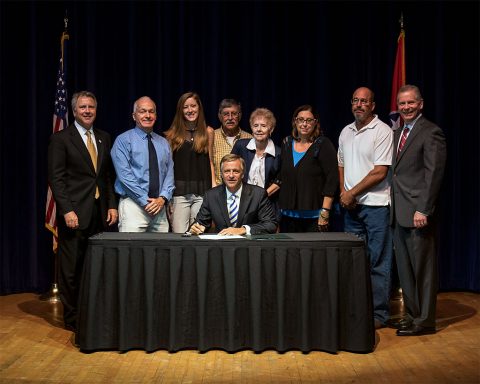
[57,200,102,329]
[280,215,318,233]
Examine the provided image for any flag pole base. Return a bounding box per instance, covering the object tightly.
[39,283,61,303]
[391,287,403,301]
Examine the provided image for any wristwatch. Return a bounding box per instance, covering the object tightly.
[160,196,168,204]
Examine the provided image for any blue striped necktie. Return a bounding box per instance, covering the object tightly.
[228,194,238,227]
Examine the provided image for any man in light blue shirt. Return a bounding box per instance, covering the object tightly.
[111,96,174,232]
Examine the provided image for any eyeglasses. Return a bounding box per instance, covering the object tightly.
[295,117,316,125]
[222,111,240,118]
[351,98,371,106]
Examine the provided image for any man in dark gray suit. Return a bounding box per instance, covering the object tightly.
[390,85,447,336]
[190,154,277,235]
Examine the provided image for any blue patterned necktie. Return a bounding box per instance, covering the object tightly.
[228,194,238,227]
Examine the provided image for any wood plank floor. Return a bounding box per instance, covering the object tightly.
[0,292,479,383]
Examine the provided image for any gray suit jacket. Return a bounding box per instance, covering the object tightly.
[195,183,277,234]
[390,116,447,227]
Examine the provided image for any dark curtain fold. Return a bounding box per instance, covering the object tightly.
[1,1,478,294]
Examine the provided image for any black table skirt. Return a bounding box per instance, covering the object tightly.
[77,233,374,353]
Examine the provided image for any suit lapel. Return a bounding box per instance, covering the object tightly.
[94,129,104,172]
[68,124,97,174]
[237,184,252,225]
[219,187,231,226]
[243,149,255,183]
[265,155,274,182]
[395,116,424,164]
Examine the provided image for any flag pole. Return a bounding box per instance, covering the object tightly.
[388,12,406,131]
[40,13,69,303]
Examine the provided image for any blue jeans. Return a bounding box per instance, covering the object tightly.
[344,205,392,324]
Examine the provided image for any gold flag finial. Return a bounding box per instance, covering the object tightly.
[61,11,70,71]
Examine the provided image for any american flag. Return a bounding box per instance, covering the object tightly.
[389,25,406,131]
[45,31,69,252]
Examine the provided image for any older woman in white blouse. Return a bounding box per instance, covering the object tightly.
[231,108,281,216]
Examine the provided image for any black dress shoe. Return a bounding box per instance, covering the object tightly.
[396,325,436,336]
[64,324,77,333]
[387,318,412,330]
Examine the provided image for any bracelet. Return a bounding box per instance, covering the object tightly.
[321,207,330,211]
[320,213,330,220]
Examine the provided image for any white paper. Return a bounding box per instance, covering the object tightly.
[198,234,246,240]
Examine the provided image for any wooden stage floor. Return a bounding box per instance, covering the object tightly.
[0,291,479,383]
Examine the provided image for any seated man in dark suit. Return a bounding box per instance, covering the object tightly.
[190,154,277,235]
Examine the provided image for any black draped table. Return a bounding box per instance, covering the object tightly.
[77,232,374,353]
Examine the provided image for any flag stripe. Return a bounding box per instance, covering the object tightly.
[389,29,406,130]
[45,31,69,252]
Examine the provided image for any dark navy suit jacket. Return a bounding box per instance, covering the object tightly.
[195,183,277,234]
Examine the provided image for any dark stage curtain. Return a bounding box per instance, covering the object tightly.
[1,1,478,293]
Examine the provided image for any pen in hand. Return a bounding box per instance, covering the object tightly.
[183,221,199,236]
[187,221,207,236]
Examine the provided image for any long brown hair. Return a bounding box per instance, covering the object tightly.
[165,92,209,153]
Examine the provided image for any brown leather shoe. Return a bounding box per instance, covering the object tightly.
[396,325,436,336]
[387,317,412,330]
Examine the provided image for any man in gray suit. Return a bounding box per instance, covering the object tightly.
[190,154,277,235]
[390,85,447,336]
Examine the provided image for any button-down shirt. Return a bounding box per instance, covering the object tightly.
[396,114,422,153]
[212,127,252,185]
[75,120,98,152]
[225,185,251,234]
[111,127,175,207]
[246,138,276,188]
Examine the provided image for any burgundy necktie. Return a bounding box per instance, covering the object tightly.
[397,126,410,157]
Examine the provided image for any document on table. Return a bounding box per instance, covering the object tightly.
[198,234,246,240]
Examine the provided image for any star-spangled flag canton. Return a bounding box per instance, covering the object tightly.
[54,62,68,121]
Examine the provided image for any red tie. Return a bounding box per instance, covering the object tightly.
[397,126,410,157]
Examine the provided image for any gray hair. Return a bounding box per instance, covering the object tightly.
[397,84,423,101]
[220,153,245,173]
[71,91,97,111]
[218,98,242,115]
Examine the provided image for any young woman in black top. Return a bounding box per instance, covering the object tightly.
[164,92,214,233]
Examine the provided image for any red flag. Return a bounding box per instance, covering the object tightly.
[45,30,69,252]
[389,28,406,130]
